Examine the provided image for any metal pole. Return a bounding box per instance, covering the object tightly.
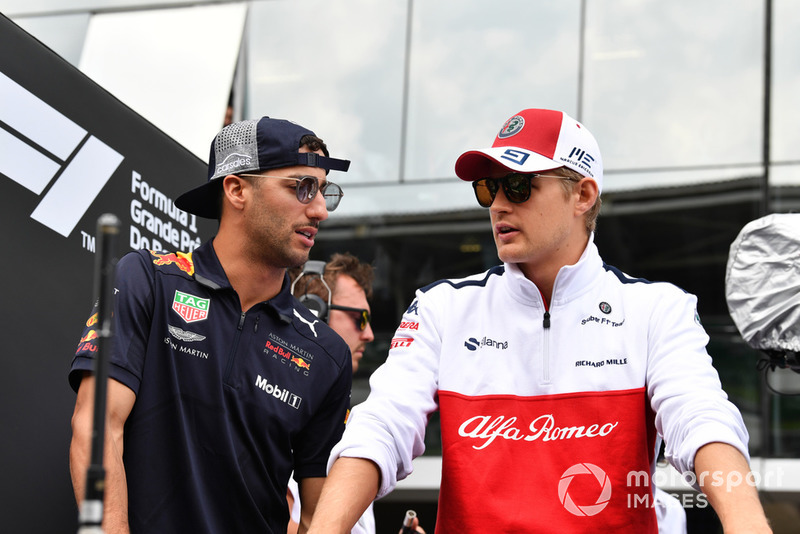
[78,214,121,534]
[576,0,587,121]
[759,0,773,458]
[398,0,414,183]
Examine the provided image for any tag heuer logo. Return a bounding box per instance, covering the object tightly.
[172,290,210,323]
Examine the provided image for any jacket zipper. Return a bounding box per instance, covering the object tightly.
[224,311,247,383]
[542,309,551,383]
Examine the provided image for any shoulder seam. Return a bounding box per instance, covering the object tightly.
[603,263,688,294]
[420,265,505,293]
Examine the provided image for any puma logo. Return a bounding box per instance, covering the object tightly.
[293,309,319,337]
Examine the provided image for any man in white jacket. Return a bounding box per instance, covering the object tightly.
[308,108,772,533]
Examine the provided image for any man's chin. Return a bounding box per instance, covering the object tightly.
[284,251,311,269]
[351,352,365,372]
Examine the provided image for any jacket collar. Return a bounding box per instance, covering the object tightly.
[503,233,602,309]
[190,239,294,323]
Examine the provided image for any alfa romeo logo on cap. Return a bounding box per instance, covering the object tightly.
[498,115,525,139]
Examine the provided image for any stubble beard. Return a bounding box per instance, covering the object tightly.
[245,205,311,269]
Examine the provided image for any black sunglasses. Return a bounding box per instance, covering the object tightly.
[329,304,371,331]
[240,174,344,211]
[472,172,569,208]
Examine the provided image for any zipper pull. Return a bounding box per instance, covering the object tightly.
[543,310,551,329]
[253,315,260,333]
[238,312,246,330]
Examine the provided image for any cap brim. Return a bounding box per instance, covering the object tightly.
[174,178,223,219]
[455,147,561,181]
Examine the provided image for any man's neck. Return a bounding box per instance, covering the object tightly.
[518,234,590,308]
[212,232,285,312]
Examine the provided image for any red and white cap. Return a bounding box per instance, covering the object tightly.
[455,108,603,193]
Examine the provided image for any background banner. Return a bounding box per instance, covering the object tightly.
[0,14,216,532]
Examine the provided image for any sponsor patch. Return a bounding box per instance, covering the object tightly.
[390,336,414,349]
[293,309,319,337]
[497,115,524,139]
[168,324,206,342]
[79,330,98,343]
[575,358,628,368]
[75,329,99,355]
[151,250,195,276]
[255,375,302,409]
[172,290,210,323]
[264,332,312,374]
[216,152,252,176]
[464,336,508,351]
[580,315,624,327]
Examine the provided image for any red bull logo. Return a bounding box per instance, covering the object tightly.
[151,251,195,276]
[291,356,311,370]
[75,342,98,355]
[86,313,98,327]
[75,329,100,354]
[264,339,312,374]
[80,330,99,343]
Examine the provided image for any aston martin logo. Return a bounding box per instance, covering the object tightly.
[168,324,206,342]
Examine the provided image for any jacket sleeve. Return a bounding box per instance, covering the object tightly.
[328,287,442,499]
[293,342,352,479]
[646,286,750,486]
[69,250,154,394]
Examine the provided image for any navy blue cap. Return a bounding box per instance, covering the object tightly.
[175,117,350,219]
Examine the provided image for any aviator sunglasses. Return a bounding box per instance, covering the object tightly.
[329,304,371,331]
[472,172,571,208]
[240,174,344,211]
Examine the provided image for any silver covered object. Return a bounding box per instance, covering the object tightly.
[726,213,800,354]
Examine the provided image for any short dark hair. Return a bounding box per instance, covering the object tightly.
[300,134,330,158]
[288,252,374,301]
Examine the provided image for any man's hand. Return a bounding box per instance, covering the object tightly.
[398,513,426,534]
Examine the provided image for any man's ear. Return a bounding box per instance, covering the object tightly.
[574,177,599,216]
[221,175,247,212]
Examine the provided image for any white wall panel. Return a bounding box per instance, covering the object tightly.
[79,3,246,160]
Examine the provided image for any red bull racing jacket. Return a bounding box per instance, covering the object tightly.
[70,241,352,534]
[331,238,749,532]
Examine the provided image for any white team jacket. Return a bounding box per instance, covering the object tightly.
[332,238,749,532]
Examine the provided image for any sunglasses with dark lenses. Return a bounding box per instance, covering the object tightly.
[472,172,569,208]
[329,304,371,331]
[240,174,344,211]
